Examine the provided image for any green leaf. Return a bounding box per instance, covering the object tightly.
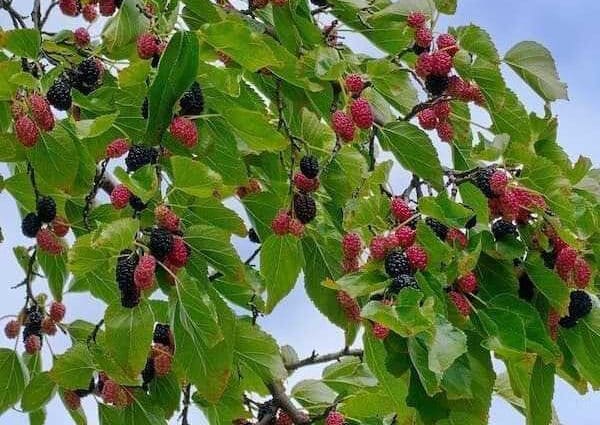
[291,380,337,411]
[261,234,303,313]
[235,320,287,383]
[418,193,475,228]
[173,284,235,403]
[452,25,499,62]
[186,225,245,281]
[21,372,56,412]
[524,254,570,315]
[314,47,345,80]
[3,29,41,59]
[379,122,444,190]
[193,382,249,425]
[49,344,95,390]
[94,218,139,253]
[361,289,435,337]
[0,348,27,415]
[367,59,419,115]
[101,0,148,58]
[321,145,368,205]
[74,113,119,139]
[453,52,506,109]
[322,357,377,394]
[182,196,247,237]
[489,89,532,147]
[37,249,68,301]
[434,0,456,14]
[104,300,155,380]
[145,31,199,143]
[147,373,180,419]
[171,156,223,198]
[113,165,159,203]
[504,41,568,102]
[334,269,388,298]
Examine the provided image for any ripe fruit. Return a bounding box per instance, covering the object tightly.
[52,216,70,237]
[110,184,131,209]
[415,27,433,48]
[37,196,57,223]
[299,155,319,179]
[179,82,204,115]
[385,251,411,277]
[370,235,389,260]
[449,291,471,316]
[170,116,198,148]
[342,232,363,258]
[134,255,156,290]
[59,0,79,16]
[155,205,180,233]
[22,213,42,238]
[437,33,459,56]
[432,101,451,120]
[74,27,90,47]
[4,320,20,339]
[47,78,72,111]
[490,170,509,195]
[276,411,293,425]
[425,75,449,96]
[426,217,449,240]
[251,0,269,9]
[293,193,317,224]
[389,274,419,293]
[71,58,101,94]
[568,290,592,320]
[125,145,158,172]
[41,317,57,335]
[559,315,578,329]
[491,219,517,240]
[342,256,359,273]
[372,323,390,340]
[49,301,66,322]
[36,228,64,255]
[153,324,173,348]
[337,291,361,322]
[457,272,478,294]
[395,226,416,248]
[436,120,454,142]
[99,0,116,15]
[407,11,427,28]
[149,228,174,261]
[137,32,159,59]
[345,74,365,94]
[287,218,305,238]
[446,228,467,249]
[106,138,129,158]
[350,97,373,129]
[574,258,591,289]
[28,94,54,131]
[154,353,172,376]
[101,379,120,404]
[15,116,39,147]
[331,110,355,142]
[167,236,189,268]
[415,53,433,77]
[555,246,578,281]
[326,411,345,425]
[24,335,41,354]
[82,4,98,22]
[417,108,437,130]
[390,197,413,222]
[64,390,82,411]
[271,210,291,236]
[405,245,428,271]
[518,273,535,301]
[293,173,319,193]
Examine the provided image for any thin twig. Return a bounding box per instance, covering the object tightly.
[83,159,110,231]
[285,347,364,371]
[40,1,58,27]
[180,383,191,425]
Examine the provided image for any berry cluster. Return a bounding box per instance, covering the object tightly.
[60,0,122,18]
[73,27,91,48]
[336,290,361,323]
[47,58,104,111]
[12,93,55,147]
[270,209,305,238]
[125,144,159,172]
[293,155,320,193]
[548,290,593,337]
[142,324,175,387]
[114,208,190,306]
[545,230,592,289]
[341,232,363,273]
[326,411,345,425]
[110,184,145,212]
[21,195,69,255]
[98,372,134,408]
[136,32,165,64]
[236,178,262,198]
[407,11,484,142]
[370,299,393,340]
[447,272,478,317]
[331,74,374,142]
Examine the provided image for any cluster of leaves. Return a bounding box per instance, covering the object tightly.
[0,0,599,424]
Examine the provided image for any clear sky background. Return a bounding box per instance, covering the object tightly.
[1,0,599,424]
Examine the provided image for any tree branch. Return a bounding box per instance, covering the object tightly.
[40,1,58,27]
[1,0,27,28]
[267,381,310,425]
[180,383,191,425]
[285,348,364,371]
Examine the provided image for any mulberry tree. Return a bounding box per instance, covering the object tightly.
[0,0,598,424]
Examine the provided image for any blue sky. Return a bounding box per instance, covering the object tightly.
[1,0,599,424]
